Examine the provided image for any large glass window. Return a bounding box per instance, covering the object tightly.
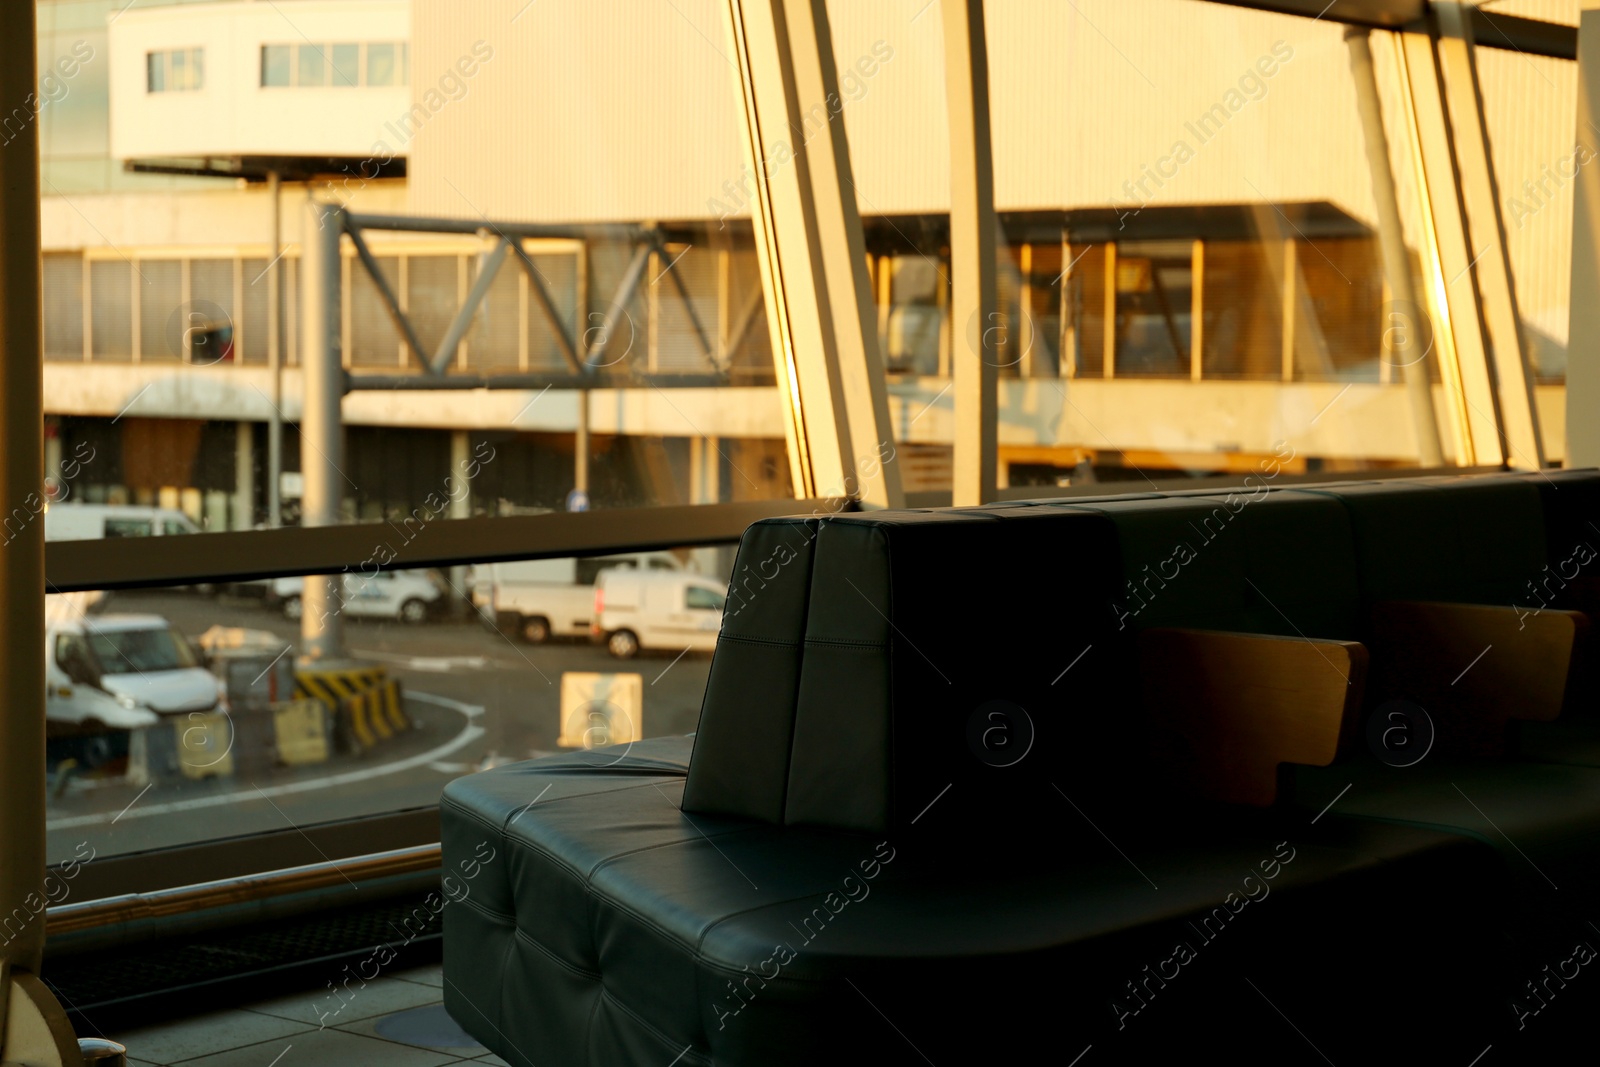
[35,0,1577,879]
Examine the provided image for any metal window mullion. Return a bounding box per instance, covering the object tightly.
[518,253,530,372]
[720,0,901,507]
[81,253,91,361]
[1567,7,1600,467]
[1430,1,1544,469]
[232,253,244,367]
[944,0,998,505]
[341,249,353,369]
[398,253,409,366]
[130,257,141,363]
[1103,243,1117,378]
[1395,28,1495,465]
[1191,239,1204,382]
[1281,237,1296,382]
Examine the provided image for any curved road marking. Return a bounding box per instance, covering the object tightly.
[46,691,485,830]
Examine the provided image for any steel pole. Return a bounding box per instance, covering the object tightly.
[300,202,345,660]
[267,169,284,526]
[0,0,46,990]
[575,389,590,496]
[0,4,85,1062]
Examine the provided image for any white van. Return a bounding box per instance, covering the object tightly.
[267,570,444,624]
[47,614,226,732]
[471,552,683,644]
[44,503,201,541]
[593,570,727,658]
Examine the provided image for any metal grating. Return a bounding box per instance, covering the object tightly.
[44,892,444,1023]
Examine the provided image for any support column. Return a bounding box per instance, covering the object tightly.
[267,169,284,527]
[449,430,471,617]
[720,0,903,507]
[300,202,345,662]
[234,421,255,530]
[0,0,82,1060]
[575,391,590,497]
[1568,3,1600,467]
[1432,1,1544,468]
[944,0,998,506]
[1346,27,1444,466]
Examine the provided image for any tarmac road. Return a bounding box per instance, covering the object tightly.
[43,588,713,865]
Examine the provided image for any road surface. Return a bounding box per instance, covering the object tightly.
[44,588,713,865]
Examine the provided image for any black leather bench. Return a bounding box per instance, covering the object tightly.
[442,473,1600,1063]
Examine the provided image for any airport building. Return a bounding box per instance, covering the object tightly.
[38,0,1582,531]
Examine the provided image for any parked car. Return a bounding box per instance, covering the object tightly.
[267,569,444,624]
[47,613,225,733]
[470,552,684,644]
[44,503,200,541]
[592,570,727,658]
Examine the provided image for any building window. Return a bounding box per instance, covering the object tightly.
[261,42,409,87]
[261,44,290,87]
[147,48,204,93]
[297,43,326,87]
[366,42,399,86]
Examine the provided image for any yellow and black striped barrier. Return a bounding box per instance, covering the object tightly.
[295,664,408,753]
[344,678,407,749]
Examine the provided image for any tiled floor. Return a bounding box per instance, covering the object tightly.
[108,964,511,1067]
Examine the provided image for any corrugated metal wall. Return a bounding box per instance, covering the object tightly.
[403,0,1567,372]
[407,0,1381,224]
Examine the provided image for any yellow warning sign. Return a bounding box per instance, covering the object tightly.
[559,672,643,749]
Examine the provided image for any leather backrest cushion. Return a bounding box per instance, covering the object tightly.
[1059,491,1359,639]
[780,508,1122,834]
[1305,477,1546,607]
[1520,469,1600,573]
[682,517,820,822]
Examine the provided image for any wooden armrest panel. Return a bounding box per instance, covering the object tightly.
[1138,627,1366,807]
[1367,600,1586,756]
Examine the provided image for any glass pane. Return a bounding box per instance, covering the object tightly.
[1477,42,1574,387]
[190,48,204,91]
[366,42,396,86]
[43,252,83,361]
[297,43,326,87]
[46,544,732,862]
[145,52,163,93]
[331,43,359,88]
[261,44,290,88]
[169,48,188,91]
[838,1,1458,494]
[138,259,181,363]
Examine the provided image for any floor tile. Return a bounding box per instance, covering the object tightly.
[111,1009,311,1065]
[392,963,443,989]
[474,1054,511,1066]
[178,1028,462,1067]
[246,975,442,1029]
[337,1003,486,1058]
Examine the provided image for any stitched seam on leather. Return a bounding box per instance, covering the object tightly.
[594,986,707,1065]
[692,889,840,957]
[456,893,517,925]
[778,523,820,824]
[587,822,764,878]
[803,637,887,649]
[442,772,690,837]
[509,923,602,980]
[712,632,802,648]
[446,782,713,886]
